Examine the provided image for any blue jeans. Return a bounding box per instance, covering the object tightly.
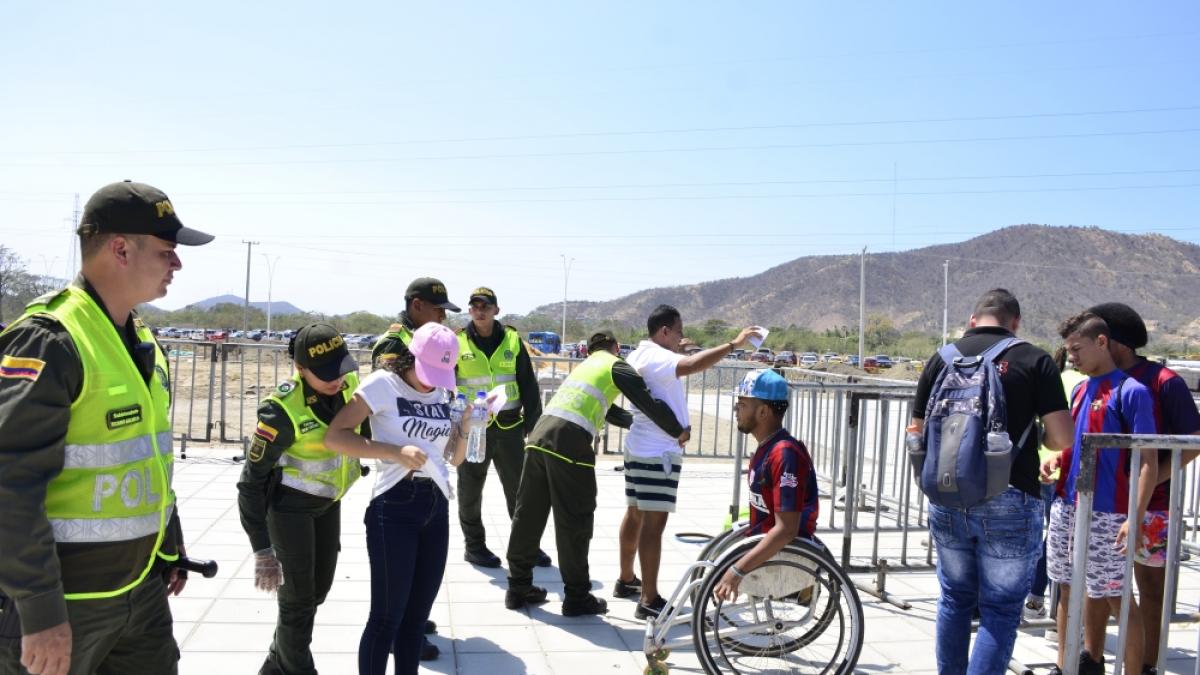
[928,486,1043,675]
[359,479,449,675]
[1029,483,1055,599]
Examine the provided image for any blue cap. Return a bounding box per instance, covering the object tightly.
[736,369,789,402]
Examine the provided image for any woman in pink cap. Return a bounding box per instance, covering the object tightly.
[325,322,480,675]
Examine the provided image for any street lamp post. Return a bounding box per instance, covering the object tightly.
[942,260,949,347]
[858,246,866,367]
[560,254,575,350]
[261,254,280,338]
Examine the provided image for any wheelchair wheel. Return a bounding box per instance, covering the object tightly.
[686,524,748,608]
[692,538,864,674]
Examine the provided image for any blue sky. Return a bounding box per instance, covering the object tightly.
[1,2,1197,318]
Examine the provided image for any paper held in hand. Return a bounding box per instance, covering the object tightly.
[748,326,769,349]
[486,385,508,415]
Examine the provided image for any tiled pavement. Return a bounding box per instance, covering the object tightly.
[171,445,1200,674]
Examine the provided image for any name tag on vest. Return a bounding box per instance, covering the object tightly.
[298,419,321,434]
[106,405,143,429]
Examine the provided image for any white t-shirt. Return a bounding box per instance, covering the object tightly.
[624,339,688,459]
[354,369,454,499]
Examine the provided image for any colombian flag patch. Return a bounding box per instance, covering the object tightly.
[0,355,46,382]
[255,421,279,442]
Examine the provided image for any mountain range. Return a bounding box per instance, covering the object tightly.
[530,225,1200,342]
[186,294,306,316]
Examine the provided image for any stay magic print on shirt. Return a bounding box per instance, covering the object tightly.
[395,397,451,443]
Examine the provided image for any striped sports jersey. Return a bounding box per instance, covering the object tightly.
[1056,370,1156,513]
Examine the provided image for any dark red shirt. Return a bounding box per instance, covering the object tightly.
[1125,359,1200,511]
[746,428,819,538]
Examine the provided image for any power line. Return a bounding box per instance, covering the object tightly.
[8,104,1199,156]
[3,127,1199,169]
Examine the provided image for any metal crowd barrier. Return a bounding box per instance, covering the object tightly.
[1061,434,1200,675]
[159,340,1200,611]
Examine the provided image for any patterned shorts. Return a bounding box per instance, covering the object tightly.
[1135,510,1169,568]
[1046,499,1128,599]
[623,449,682,513]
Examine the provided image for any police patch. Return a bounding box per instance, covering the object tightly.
[275,381,295,397]
[0,355,46,382]
[248,436,267,462]
[106,404,143,429]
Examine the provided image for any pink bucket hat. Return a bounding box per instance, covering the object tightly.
[408,323,459,390]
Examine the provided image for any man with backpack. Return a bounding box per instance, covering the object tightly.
[910,288,1074,674]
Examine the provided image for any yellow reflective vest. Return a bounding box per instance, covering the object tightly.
[542,351,620,438]
[267,373,362,500]
[456,328,523,429]
[14,286,175,600]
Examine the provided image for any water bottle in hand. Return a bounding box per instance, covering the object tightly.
[466,390,488,463]
[449,394,468,460]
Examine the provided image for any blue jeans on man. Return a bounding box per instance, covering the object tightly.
[1029,482,1056,602]
[928,486,1043,674]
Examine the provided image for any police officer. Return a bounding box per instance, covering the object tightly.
[455,287,550,568]
[237,324,363,675]
[371,278,459,366]
[368,276,457,661]
[505,330,689,616]
[0,181,212,675]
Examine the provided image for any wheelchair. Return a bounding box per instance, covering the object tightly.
[642,523,864,675]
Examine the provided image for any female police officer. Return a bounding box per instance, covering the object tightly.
[237,324,363,675]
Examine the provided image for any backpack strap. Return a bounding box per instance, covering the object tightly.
[979,336,1025,364]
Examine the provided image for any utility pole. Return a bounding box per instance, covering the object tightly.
[261,253,280,338]
[242,240,258,333]
[942,260,950,347]
[858,246,866,368]
[68,194,80,274]
[560,254,574,350]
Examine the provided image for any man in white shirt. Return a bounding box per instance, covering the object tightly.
[617,305,759,619]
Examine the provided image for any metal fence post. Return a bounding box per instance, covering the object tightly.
[1064,440,1098,675]
[842,393,861,569]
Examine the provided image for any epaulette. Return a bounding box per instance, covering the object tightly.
[387,323,404,333]
[27,288,68,309]
[274,380,298,399]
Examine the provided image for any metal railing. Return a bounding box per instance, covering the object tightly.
[1062,434,1200,675]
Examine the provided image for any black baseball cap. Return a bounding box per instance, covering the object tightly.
[77,181,214,246]
[587,329,617,353]
[405,277,460,312]
[1087,302,1148,350]
[292,324,358,381]
[468,286,498,306]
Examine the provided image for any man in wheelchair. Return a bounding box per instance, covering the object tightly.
[714,369,820,603]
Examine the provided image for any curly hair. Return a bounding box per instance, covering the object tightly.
[376,342,417,375]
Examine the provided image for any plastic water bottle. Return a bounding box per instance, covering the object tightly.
[448,394,467,460]
[466,391,488,463]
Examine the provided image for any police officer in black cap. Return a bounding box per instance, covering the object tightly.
[371,278,460,368]
[0,180,211,675]
[454,287,549,569]
[238,324,364,675]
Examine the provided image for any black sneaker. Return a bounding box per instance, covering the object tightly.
[1046,667,1062,675]
[613,575,642,599]
[505,585,548,610]
[424,619,437,634]
[1142,667,1158,675]
[562,594,608,616]
[464,547,502,568]
[634,595,668,620]
[1079,651,1105,675]
[535,549,553,567]
[420,636,439,661]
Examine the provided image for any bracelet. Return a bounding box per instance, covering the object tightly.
[731,564,747,578]
[727,341,736,352]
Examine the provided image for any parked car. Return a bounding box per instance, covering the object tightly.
[730,349,749,361]
[618,343,633,358]
[799,352,819,367]
[862,356,879,370]
[247,330,264,341]
[774,351,798,366]
[749,348,774,363]
[846,355,860,367]
[873,355,894,368]
[208,330,228,341]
